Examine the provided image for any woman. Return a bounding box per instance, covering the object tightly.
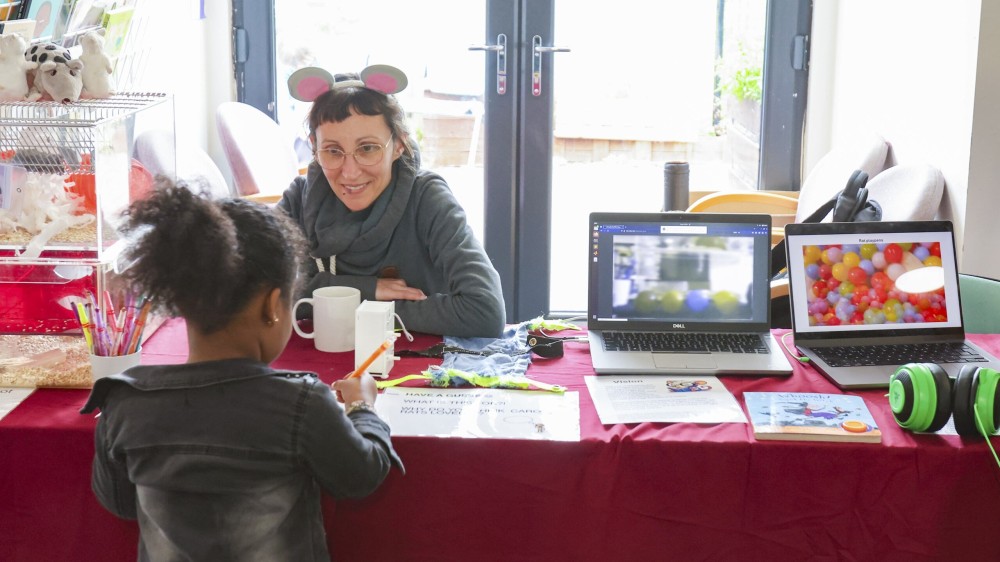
[278,65,505,338]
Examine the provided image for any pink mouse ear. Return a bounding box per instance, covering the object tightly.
[288,67,335,101]
[360,64,408,95]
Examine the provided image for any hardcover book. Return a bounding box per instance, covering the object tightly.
[744,392,881,443]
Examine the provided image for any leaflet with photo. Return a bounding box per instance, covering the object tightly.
[584,374,746,425]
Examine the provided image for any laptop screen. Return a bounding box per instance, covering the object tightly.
[784,220,963,339]
[588,212,772,332]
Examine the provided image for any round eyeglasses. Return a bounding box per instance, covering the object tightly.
[315,137,393,169]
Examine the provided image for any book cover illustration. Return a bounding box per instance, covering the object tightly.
[100,4,132,57]
[61,0,106,46]
[24,0,66,41]
[744,392,881,443]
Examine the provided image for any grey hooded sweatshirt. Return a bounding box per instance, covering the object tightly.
[279,160,505,338]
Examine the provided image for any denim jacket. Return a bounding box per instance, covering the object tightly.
[81,359,403,561]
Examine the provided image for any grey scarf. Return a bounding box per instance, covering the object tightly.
[300,161,415,272]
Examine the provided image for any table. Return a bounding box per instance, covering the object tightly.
[3,320,1000,561]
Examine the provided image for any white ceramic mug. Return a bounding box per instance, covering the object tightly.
[292,286,361,352]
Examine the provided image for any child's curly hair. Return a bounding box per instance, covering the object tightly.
[119,179,306,333]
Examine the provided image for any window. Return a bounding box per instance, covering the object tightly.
[233,0,810,320]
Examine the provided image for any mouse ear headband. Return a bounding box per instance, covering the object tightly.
[287,64,408,102]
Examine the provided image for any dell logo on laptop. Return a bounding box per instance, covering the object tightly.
[673,324,686,329]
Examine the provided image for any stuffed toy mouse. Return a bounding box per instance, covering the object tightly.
[24,42,84,104]
[79,31,113,98]
[0,33,37,100]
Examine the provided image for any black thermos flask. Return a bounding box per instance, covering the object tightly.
[663,161,690,212]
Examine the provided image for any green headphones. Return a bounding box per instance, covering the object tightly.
[889,363,1000,437]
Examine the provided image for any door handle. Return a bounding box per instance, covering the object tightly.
[531,35,571,96]
[469,34,508,95]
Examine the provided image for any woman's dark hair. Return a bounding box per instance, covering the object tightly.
[307,76,416,168]
[119,179,306,333]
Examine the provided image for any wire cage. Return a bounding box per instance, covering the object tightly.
[0,93,173,335]
[0,93,173,253]
[0,93,170,165]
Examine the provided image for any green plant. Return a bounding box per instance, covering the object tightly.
[725,65,762,103]
[720,42,763,103]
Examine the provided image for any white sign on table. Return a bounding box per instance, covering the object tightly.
[0,387,35,422]
[375,387,580,441]
[584,375,747,425]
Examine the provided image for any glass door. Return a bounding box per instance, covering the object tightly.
[547,0,769,313]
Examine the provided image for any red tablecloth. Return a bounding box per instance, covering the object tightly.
[3,320,1000,561]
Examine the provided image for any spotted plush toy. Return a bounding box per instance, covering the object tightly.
[24,42,84,103]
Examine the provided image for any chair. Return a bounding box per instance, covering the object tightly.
[685,132,889,237]
[686,190,800,246]
[864,163,944,221]
[134,129,231,199]
[794,132,890,223]
[215,102,300,197]
[959,274,1000,334]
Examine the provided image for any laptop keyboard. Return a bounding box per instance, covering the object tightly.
[603,332,768,353]
[811,342,987,367]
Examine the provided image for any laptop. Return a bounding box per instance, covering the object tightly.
[783,220,1000,389]
[587,212,792,376]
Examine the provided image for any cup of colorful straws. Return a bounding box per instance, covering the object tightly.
[74,291,151,381]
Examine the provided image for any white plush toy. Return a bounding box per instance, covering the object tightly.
[24,42,84,103]
[79,31,114,98]
[0,33,37,100]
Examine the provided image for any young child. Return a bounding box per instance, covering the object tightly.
[81,180,402,561]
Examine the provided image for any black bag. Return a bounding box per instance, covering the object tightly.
[770,170,882,328]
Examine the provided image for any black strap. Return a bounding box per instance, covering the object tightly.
[770,170,876,278]
[396,338,569,360]
[396,343,528,359]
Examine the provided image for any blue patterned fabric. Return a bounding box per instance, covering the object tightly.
[442,322,531,378]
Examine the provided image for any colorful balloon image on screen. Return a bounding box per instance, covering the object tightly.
[800,241,946,326]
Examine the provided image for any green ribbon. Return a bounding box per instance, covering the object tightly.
[376,367,565,394]
[524,315,581,332]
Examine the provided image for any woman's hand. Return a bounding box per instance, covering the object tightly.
[331,374,379,405]
[376,278,427,301]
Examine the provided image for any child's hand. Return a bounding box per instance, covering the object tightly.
[331,374,378,406]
